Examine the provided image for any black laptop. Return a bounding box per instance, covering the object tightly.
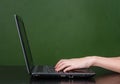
[14,14,96,78]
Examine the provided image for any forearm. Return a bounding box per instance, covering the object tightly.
[91,56,120,73]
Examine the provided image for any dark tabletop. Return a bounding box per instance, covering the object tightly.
[0,66,120,84]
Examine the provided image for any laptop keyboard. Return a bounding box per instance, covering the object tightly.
[35,65,62,73]
[43,66,56,73]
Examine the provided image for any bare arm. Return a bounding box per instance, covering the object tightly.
[93,56,120,73]
[55,56,120,73]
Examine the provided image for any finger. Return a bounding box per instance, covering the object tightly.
[55,61,64,69]
[55,59,66,68]
[55,64,70,72]
[63,66,75,72]
[55,62,64,70]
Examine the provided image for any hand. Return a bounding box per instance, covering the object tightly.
[55,57,94,72]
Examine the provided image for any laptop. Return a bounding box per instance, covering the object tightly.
[14,14,96,78]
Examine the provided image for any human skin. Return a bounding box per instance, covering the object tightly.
[55,56,120,73]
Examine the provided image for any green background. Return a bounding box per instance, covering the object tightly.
[0,0,120,65]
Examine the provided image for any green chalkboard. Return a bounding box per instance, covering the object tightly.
[0,0,120,65]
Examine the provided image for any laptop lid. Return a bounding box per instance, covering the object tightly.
[14,14,34,75]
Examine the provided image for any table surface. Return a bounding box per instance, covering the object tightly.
[0,66,120,84]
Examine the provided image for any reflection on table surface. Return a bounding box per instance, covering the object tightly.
[30,73,120,84]
[95,73,120,84]
[0,66,120,84]
[30,78,95,84]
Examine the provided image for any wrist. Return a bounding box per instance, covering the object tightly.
[85,56,98,67]
[91,56,104,67]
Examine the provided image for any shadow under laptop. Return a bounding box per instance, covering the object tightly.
[30,77,95,84]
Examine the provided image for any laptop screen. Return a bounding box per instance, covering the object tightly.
[14,14,34,74]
